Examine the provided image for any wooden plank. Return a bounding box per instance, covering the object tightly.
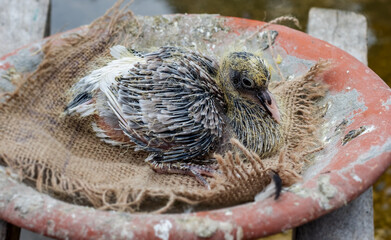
[0,220,6,240]
[0,221,21,240]
[0,0,51,239]
[306,8,368,65]
[0,0,50,55]
[294,8,374,240]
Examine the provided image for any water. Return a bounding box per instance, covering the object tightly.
[50,0,391,87]
[50,0,173,33]
[21,0,390,239]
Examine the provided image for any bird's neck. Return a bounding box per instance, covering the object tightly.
[225,94,283,158]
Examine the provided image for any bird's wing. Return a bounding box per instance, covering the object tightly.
[106,47,224,162]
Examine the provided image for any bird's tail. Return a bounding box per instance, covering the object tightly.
[63,45,137,117]
[63,71,99,117]
[64,91,94,116]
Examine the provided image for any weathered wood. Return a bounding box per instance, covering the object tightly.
[307,8,368,65]
[294,8,374,240]
[0,1,51,239]
[0,0,50,55]
[294,189,374,240]
[0,220,21,240]
[0,220,6,240]
[1,218,21,240]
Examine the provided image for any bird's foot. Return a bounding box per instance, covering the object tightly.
[148,160,219,190]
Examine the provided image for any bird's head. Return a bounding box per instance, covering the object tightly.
[218,52,281,123]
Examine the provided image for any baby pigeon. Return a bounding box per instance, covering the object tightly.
[65,46,283,188]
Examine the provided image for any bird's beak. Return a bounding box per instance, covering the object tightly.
[257,89,281,124]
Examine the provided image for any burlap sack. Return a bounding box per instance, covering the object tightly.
[0,4,328,213]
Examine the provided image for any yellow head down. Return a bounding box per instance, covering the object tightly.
[216,51,282,157]
[217,52,270,99]
[217,52,280,123]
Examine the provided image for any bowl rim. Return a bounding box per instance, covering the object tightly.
[0,14,390,239]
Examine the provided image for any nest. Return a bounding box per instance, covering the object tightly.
[0,3,329,213]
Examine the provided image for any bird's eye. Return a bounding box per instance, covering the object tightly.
[241,77,254,88]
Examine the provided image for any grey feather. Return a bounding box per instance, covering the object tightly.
[105,47,225,162]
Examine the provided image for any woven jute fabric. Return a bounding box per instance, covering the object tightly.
[0,4,328,213]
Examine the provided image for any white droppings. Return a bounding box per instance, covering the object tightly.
[264,206,273,215]
[0,166,19,182]
[381,96,391,110]
[289,175,339,210]
[352,174,362,182]
[236,227,244,240]
[154,219,172,240]
[346,70,350,74]
[178,216,234,239]
[318,175,338,199]
[12,193,44,215]
[120,228,134,239]
[287,75,295,81]
[225,210,233,216]
[224,232,234,240]
[46,220,56,236]
[363,125,376,134]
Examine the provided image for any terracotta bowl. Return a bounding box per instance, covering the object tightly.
[0,15,390,239]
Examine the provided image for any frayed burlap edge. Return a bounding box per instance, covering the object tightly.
[202,61,329,208]
[2,61,329,213]
[0,2,329,213]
